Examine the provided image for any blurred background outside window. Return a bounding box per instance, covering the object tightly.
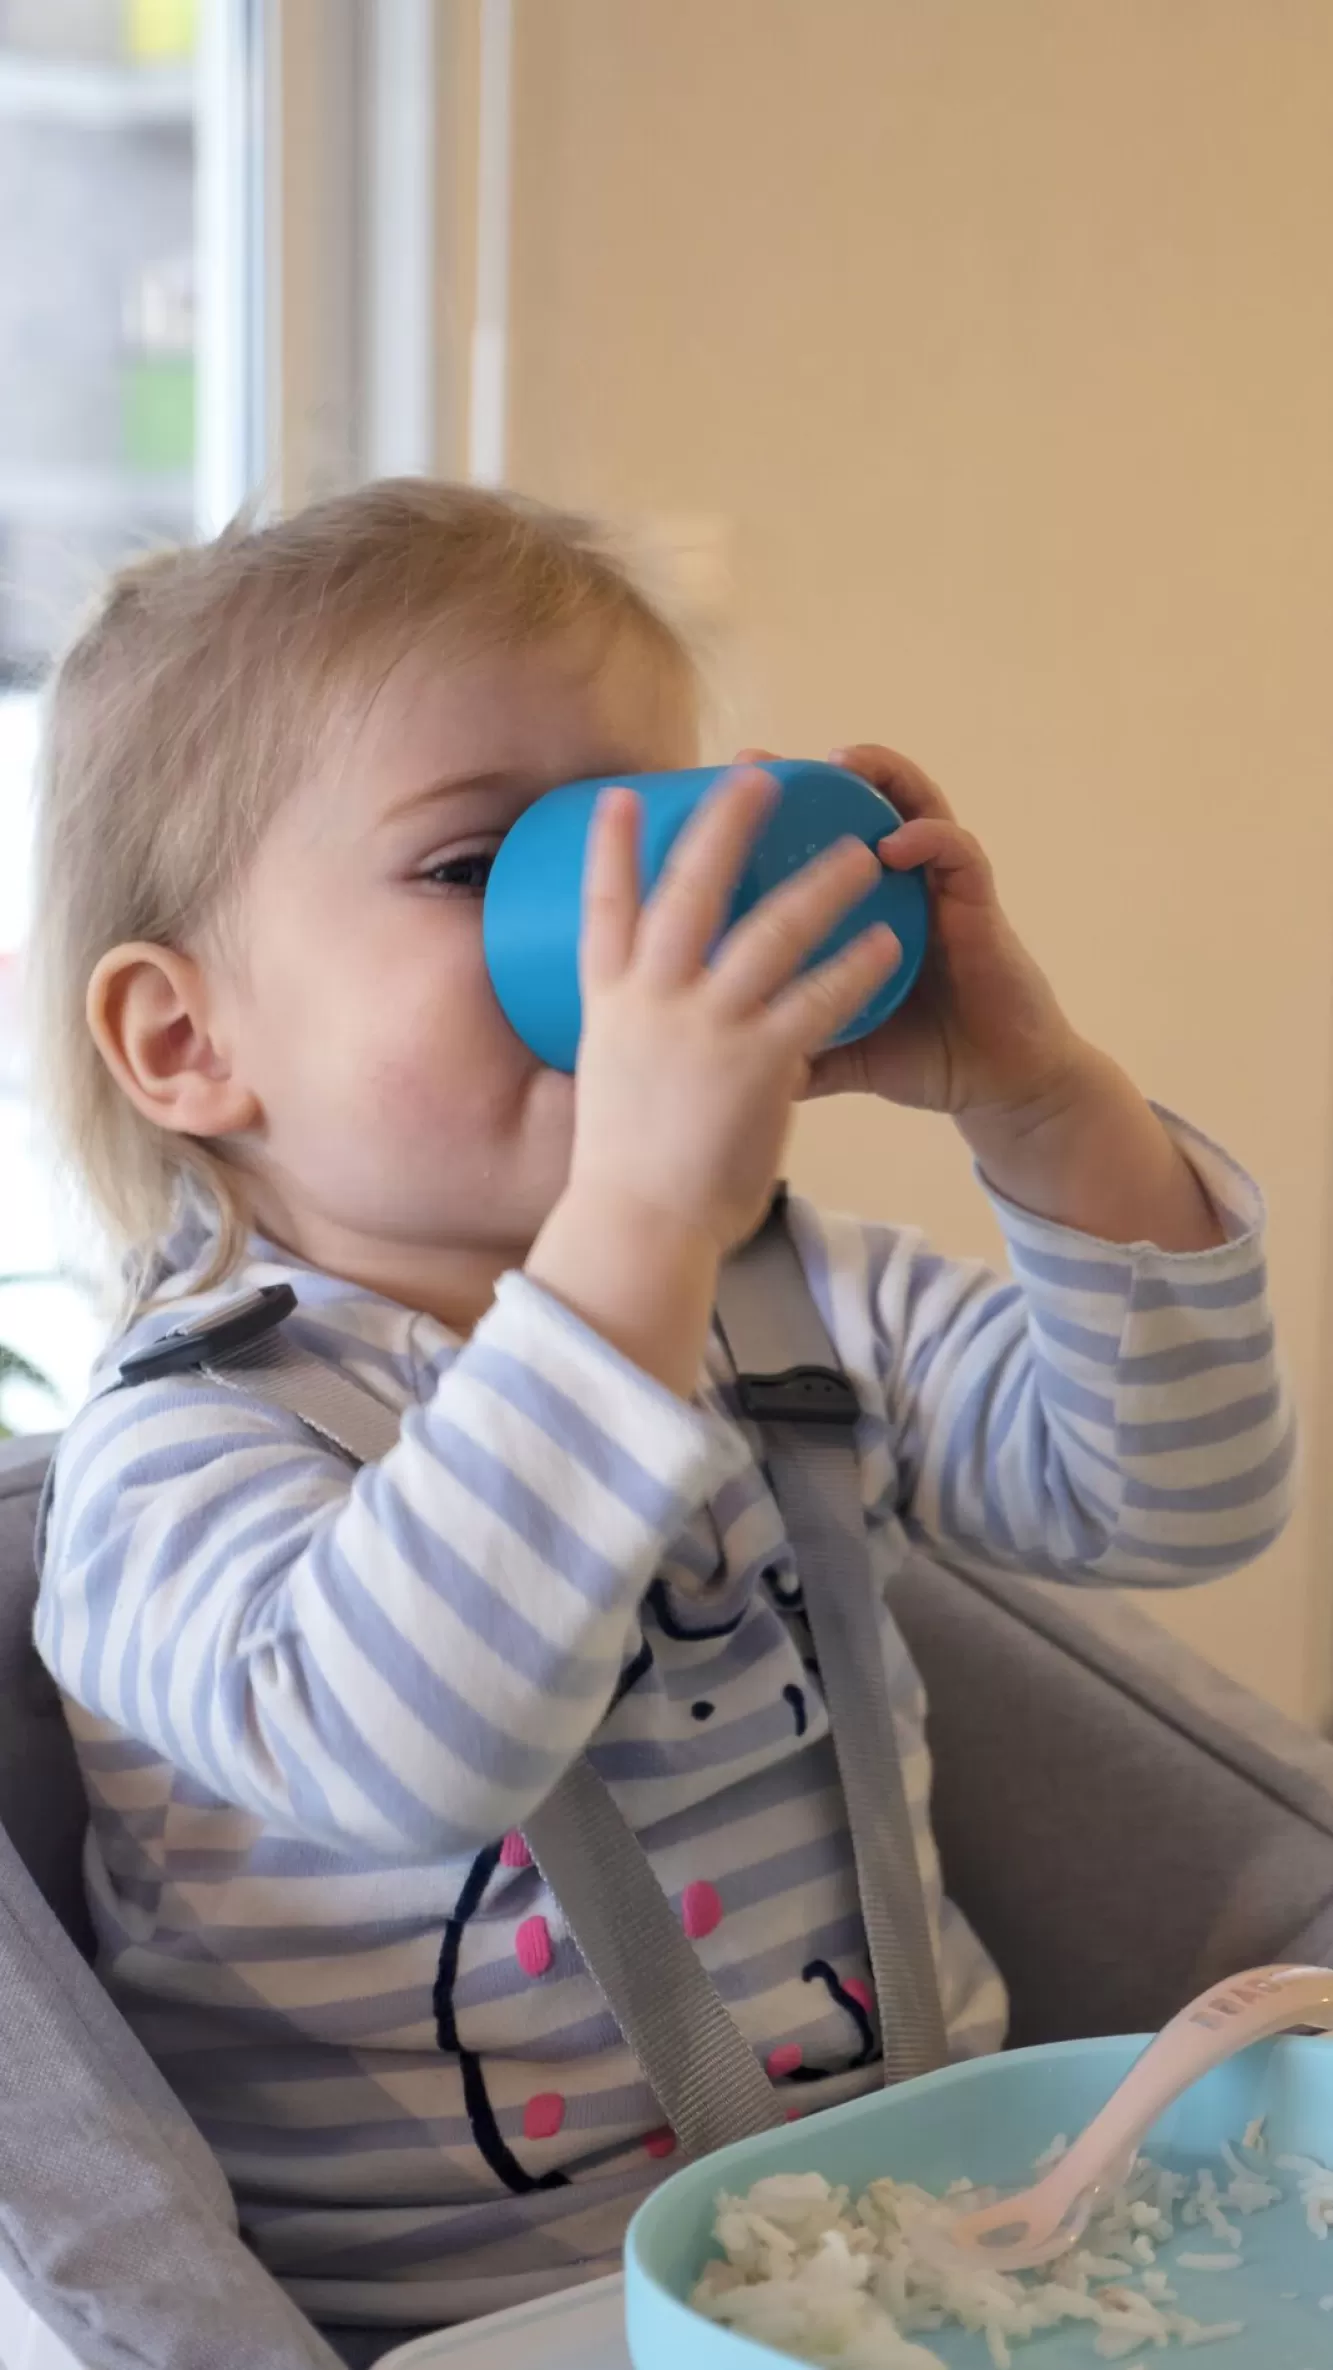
[0,0,441,1432]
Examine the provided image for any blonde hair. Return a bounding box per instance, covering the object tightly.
[28,478,697,1302]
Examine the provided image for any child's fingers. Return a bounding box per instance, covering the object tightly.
[766,923,903,1055]
[579,788,642,992]
[733,745,780,764]
[879,815,995,908]
[634,767,778,987]
[831,743,955,826]
[707,836,883,1016]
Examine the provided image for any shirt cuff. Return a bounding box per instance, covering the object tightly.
[982,1105,1265,1280]
[487,1268,749,1519]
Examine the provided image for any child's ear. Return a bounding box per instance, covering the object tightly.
[87,942,261,1141]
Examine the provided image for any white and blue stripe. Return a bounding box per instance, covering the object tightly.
[35,1113,1294,2330]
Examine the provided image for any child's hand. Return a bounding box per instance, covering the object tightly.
[527,768,902,1397]
[735,743,1082,1121]
[736,743,1222,1252]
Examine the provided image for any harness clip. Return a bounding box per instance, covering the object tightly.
[119,1284,297,1384]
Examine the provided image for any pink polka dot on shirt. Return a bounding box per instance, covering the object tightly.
[515,1917,552,1977]
[766,2043,803,2079]
[523,2092,565,2141]
[500,1831,532,1869]
[680,1880,723,1940]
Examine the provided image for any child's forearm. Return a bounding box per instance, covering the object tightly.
[528,1184,720,1402]
[40,1278,736,1862]
[859,1113,1292,1590]
[957,1040,1225,1251]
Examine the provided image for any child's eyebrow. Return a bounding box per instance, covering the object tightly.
[380,770,524,826]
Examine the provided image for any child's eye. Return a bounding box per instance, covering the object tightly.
[419,851,497,896]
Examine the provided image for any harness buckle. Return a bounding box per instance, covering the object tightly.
[736,1364,861,1427]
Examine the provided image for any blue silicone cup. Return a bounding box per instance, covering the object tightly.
[624,2034,1333,2370]
[482,760,929,1074]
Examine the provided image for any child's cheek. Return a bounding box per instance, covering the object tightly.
[360,989,523,1138]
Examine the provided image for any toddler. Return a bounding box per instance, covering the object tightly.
[30,482,1293,2361]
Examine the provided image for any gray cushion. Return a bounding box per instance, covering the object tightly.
[0,1807,343,2370]
[0,1437,346,2363]
[891,1552,1333,2044]
[0,1432,93,1956]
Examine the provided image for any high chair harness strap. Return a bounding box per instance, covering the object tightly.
[156,1198,946,2159]
[715,1201,949,2087]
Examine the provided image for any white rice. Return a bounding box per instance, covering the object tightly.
[690,2134,1329,2367]
[1275,2153,1333,2240]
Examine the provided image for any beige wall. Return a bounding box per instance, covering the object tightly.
[490,0,1333,1718]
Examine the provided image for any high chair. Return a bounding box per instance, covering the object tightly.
[3,1427,1331,2370]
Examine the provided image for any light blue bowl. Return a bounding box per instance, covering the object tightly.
[625,2036,1333,2369]
[483,761,929,1074]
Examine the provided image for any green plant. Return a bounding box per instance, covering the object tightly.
[0,1342,54,1440]
[0,1275,58,1441]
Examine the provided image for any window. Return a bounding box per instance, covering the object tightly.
[0,0,264,1431]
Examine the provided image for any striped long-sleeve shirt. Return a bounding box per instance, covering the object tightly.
[36,1115,1294,2333]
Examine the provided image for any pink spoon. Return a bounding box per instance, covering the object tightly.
[921,1963,1333,2275]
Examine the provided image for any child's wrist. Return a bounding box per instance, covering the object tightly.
[527,1183,721,1401]
[956,1043,1223,1250]
[955,1037,1104,1169]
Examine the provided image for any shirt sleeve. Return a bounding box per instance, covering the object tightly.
[819,1111,1296,1587]
[36,1271,744,1861]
